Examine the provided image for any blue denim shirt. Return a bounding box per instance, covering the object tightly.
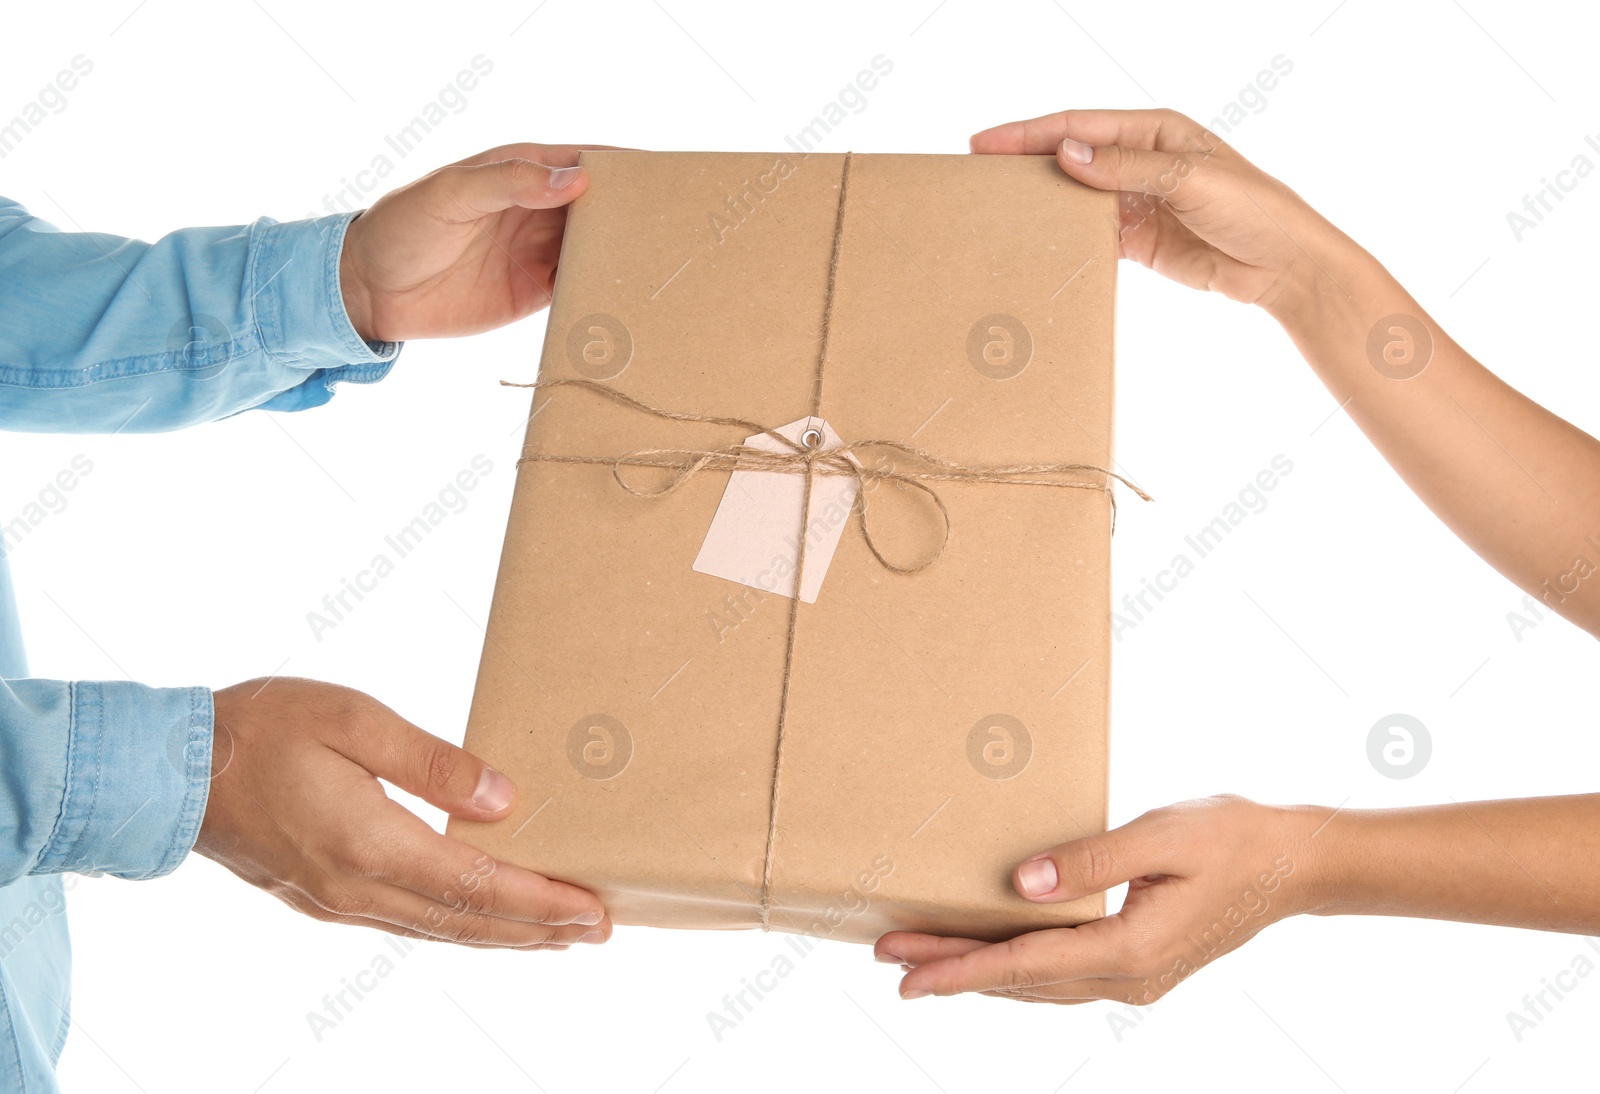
[0,197,399,1091]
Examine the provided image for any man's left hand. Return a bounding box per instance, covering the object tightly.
[339,143,607,343]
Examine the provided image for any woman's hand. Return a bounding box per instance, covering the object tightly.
[970,108,1354,318]
[338,143,609,343]
[975,107,1600,635]
[876,796,1324,1004]
[196,677,612,950]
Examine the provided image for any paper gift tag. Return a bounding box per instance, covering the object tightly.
[692,417,858,604]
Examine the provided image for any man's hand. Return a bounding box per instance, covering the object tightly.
[196,678,610,950]
[875,796,1321,1004]
[339,143,607,343]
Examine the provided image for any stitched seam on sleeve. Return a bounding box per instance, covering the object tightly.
[34,683,77,874]
[0,342,259,390]
[247,219,287,368]
[322,216,367,363]
[54,684,103,875]
[154,687,208,877]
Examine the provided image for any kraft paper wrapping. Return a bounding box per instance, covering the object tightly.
[448,150,1120,944]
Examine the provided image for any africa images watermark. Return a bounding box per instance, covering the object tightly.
[1367,713,1432,779]
[1505,936,1600,1043]
[1119,54,1294,242]
[1,454,94,558]
[0,875,80,961]
[1114,455,1295,640]
[1108,853,1296,1042]
[702,479,856,645]
[0,54,93,160]
[782,54,894,155]
[1502,533,1600,642]
[305,855,496,1042]
[703,53,895,248]
[306,54,495,218]
[1505,131,1600,242]
[704,853,895,1042]
[306,454,493,641]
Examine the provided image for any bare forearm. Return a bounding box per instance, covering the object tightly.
[1263,230,1600,635]
[1302,795,1600,932]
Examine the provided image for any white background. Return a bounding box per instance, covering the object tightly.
[2,1,1598,1090]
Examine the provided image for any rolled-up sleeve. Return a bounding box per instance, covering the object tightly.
[0,197,401,432]
[0,679,211,883]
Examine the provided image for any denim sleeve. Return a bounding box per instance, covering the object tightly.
[0,196,401,433]
[0,197,404,883]
[0,679,211,883]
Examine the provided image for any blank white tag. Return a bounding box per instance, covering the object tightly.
[692,417,858,603]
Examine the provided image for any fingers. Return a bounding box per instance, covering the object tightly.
[384,823,610,930]
[304,813,611,948]
[351,883,607,948]
[1012,811,1179,903]
[1051,140,1225,211]
[874,931,986,966]
[209,679,616,955]
[426,157,591,222]
[970,108,1217,156]
[971,108,1231,212]
[302,899,574,951]
[332,703,516,820]
[978,980,1139,1005]
[455,142,627,169]
[312,690,610,935]
[898,927,1119,998]
[439,141,637,213]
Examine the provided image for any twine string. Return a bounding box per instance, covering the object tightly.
[507,378,1151,575]
[759,150,853,930]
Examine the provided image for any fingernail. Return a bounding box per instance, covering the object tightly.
[571,910,603,926]
[900,988,930,1000]
[472,767,514,812]
[549,166,583,189]
[1017,857,1059,898]
[578,929,605,944]
[1059,137,1094,165]
[875,951,904,965]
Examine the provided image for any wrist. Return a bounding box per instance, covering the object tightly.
[1255,217,1391,333]
[1268,802,1346,919]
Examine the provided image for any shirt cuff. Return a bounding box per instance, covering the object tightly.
[34,682,212,881]
[249,212,401,412]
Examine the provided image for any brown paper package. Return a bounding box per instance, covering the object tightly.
[448,150,1121,945]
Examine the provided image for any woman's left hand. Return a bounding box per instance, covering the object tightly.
[875,795,1325,1004]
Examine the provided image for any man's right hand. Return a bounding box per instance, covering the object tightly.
[196,678,609,949]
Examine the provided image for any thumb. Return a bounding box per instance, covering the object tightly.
[1053,138,1217,213]
[1013,813,1176,903]
[354,716,518,820]
[428,157,589,220]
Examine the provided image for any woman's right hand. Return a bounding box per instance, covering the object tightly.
[970,108,1359,319]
